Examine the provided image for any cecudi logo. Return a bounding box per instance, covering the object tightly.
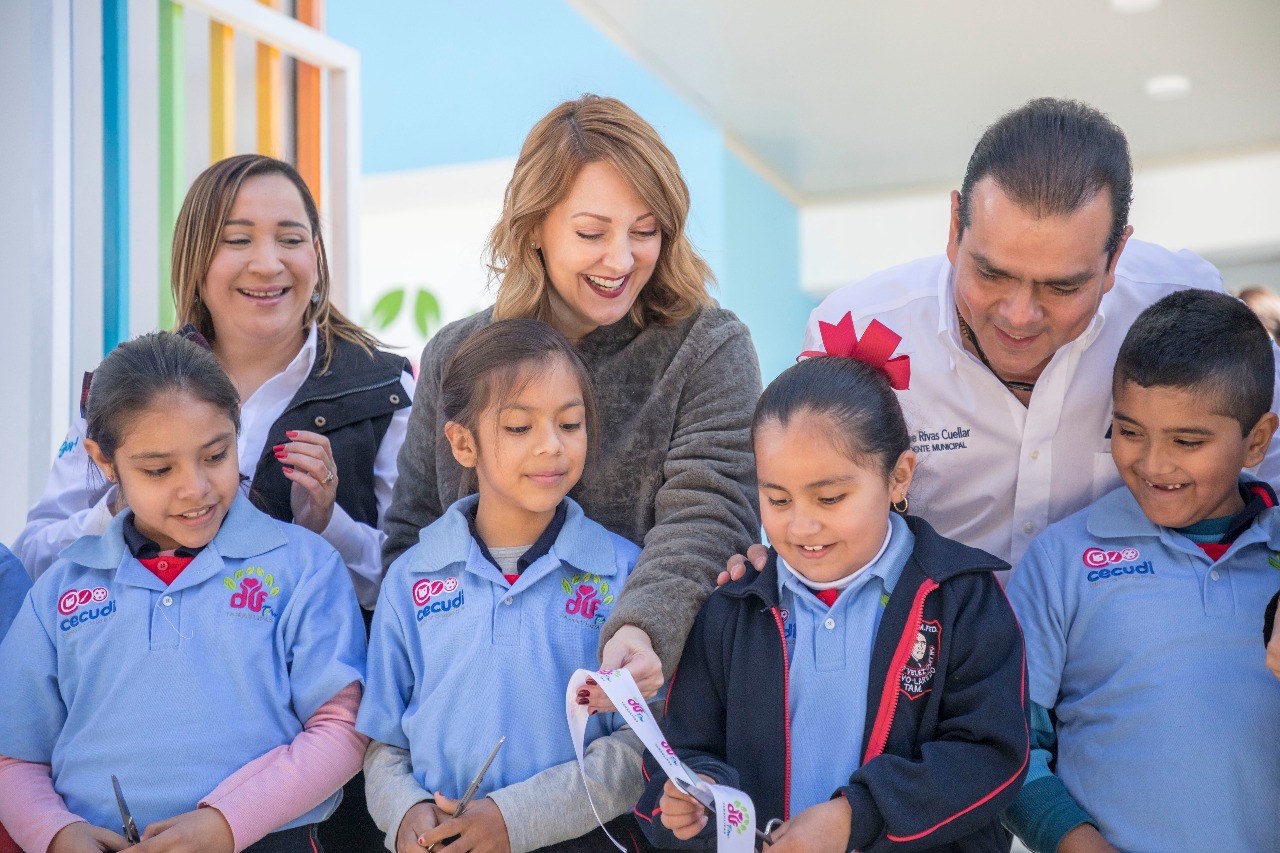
[58,586,108,615]
[57,586,115,632]
[1083,547,1140,568]
[413,577,464,622]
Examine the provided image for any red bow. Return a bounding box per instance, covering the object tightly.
[798,313,911,390]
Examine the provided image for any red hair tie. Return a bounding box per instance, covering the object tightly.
[798,313,911,391]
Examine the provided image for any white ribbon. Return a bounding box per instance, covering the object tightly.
[566,668,758,852]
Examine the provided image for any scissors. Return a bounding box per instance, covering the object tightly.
[111,774,141,845]
[426,736,505,851]
[673,767,783,847]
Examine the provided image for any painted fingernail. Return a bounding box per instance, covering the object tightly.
[577,697,589,706]
[272,444,285,453]
[577,689,589,699]
[585,677,597,686]
[286,430,299,438]
[282,466,294,474]
[274,451,287,459]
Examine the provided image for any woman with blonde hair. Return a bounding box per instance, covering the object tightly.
[372,95,760,852]
[16,154,412,850]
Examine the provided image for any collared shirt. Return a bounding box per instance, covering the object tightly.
[778,512,915,813]
[804,240,1280,565]
[14,324,415,605]
[0,493,366,834]
[1007,481,1280,852]
[465,501,568,578]
[357,495,639,801]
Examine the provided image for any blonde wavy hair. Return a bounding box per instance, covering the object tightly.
[488,95,714,328]
[171,154,380,372]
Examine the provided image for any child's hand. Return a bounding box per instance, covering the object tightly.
[718,544,768,586]
[419,794,510,853]
[396,800,446,852]
[48,821,131,853]
[658,776,713,840]
[132,806,234,853]
[763,797,851,852]
[279,429,338,534]
[591,626,662,710]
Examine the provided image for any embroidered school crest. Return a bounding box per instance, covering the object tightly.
[899,619,940,700]
[560,573,614,627]
[224,567,282,621]
[412,576,464,622]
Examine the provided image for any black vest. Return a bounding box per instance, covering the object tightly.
[250,338,412,527]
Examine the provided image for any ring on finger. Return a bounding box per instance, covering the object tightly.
[321,468,335,485]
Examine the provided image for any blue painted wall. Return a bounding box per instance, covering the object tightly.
[328,0,800,382]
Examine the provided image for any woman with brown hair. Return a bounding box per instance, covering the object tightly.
[19,155,413,610]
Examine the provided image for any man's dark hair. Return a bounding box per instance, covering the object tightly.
[1114,289,1275,434]
[957,98,1133,260]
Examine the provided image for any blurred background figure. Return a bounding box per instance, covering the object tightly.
[1239,287,1280,342]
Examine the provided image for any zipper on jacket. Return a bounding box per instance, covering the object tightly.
[863,580,938,762]
[770,606,792,820]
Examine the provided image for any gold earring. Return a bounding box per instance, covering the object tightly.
[531,241,539,250]
[891,497,908,514]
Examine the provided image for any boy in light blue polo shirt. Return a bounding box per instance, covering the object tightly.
[1004,290,1280,852]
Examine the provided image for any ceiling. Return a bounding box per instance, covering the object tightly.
[571,0,1280,202]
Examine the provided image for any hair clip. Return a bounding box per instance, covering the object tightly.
[798,312,911,390]
[175,323,214,352]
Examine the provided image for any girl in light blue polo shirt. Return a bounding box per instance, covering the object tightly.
[0,332,367,853]
[359,320,649,853]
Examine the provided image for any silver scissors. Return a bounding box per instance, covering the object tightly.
[426,736,505,851]
[672,766,783,847]
[111,774,141,845]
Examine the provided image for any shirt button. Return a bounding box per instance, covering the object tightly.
[390,394,401,404]
[162,595,173,606]
[824,617,835,630]
[1030,450,1040,460]
[1210,570,1220,581]
[504,597,513,606]
[313,415,327,428]
[1023,522,1035,534]
[157,560,169,571]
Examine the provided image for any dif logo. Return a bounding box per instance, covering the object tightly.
[58,586,115,631]
[413,576,464,621]
[1082,547,1139,568]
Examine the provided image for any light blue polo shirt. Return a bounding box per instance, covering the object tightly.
[0,494,366,833]
[1008,484,1280,852]
[779,512,914,814]
[357,495,638,799]
[0,543,31,640]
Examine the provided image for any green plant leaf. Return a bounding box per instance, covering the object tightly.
[369,288,405,331]
[223,577,235,590]
[414,288,442,338]
[561,578,573,595]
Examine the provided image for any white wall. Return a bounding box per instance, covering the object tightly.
[800,148,1280,297]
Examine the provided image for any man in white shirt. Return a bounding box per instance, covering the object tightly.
[801,97,1280,566]
[728,99,1279,580]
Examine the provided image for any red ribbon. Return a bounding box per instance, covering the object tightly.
[798,313,911,390]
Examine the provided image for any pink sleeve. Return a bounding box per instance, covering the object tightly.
[201,682,368,853]
[0,756,84,853]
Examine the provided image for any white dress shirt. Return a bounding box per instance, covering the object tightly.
[803,239,1280,565]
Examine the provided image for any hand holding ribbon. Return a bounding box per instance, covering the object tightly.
[799,312,911,390]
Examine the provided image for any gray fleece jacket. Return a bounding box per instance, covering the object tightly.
[381,304,761,676]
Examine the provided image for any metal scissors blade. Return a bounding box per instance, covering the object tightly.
[672,768,781,845]
[111,774,141,844]
[453,735,505,819]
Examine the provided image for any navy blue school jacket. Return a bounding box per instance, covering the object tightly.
[637,516,1030,853]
